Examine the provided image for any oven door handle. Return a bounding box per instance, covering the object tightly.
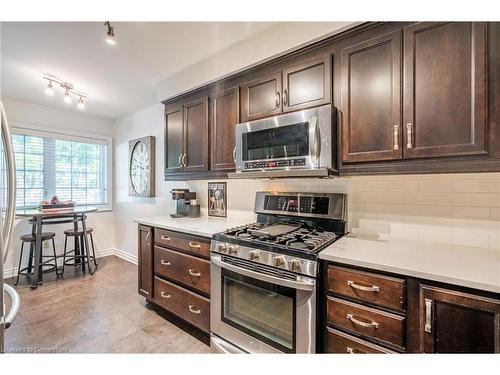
[211,255,315,291]
[308,116,320,166]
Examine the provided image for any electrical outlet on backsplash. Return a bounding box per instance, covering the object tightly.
[186,172,500,250]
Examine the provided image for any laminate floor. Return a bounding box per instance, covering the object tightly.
[4,256,211,354]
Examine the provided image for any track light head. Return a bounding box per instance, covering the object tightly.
[63,89,72,104]
[104,21,116,45]
[44,80,54,97]
[77,96,86,110]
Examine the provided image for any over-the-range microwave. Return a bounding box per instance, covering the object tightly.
[228,104,336,179]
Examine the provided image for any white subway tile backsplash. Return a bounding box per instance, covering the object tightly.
[489,235,500,250]
[451,231,489,248]
[418,228,452,244]
[452,206,490,220]
[491,208,500,221]
[451,179,490,193]
[418,180,452,192]
[489,179,500,193]
[470,193,500,207]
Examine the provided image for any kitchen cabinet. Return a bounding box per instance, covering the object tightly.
[210,86,239,171]
[419,285,500,353]
[138,225,153,298]
[164,104,184,173]
[403,22,488,159]
[183,97,209,172]
[240,54,331,122]
[340,30,402,162]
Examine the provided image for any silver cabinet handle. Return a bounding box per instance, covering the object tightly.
[188,305,201,314]
[178,153,183,167]
[346,347,355,354]
[347,313,379,329]
[1,101,17,262]
[393,125,400,151]
[283,89,288,106]
[161,235,171,241]
[160,259,171,266]
[308,116,320,166]
[406,123,413,149]
[160,291,171,299]
[232,147,236,163]
[424,298,432,333]
[188,241,201,249]
[348,280,380,292]
[145,232,151,246]
[182,153,187,167]
[188,269,201,277]
[275,92,280,108]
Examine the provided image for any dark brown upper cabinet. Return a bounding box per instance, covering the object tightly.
[403,22,488,159]
[340,30,403,163]
[419,285,500,353]
[138,224,153,298]
[211,87,239,171]
[165,104,184,173]
[240,54,332,122]
[240,71,282,122]
[183,97,209,172]
[282,55,331,113]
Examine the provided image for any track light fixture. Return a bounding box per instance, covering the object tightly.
[42,76,87,110]
[104,21,116,45]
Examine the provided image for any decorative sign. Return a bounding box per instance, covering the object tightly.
[129,136,155,197]
[208,182,227,217]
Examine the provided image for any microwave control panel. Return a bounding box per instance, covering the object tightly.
[244,158,306,170]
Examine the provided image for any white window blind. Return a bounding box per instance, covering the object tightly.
[2,129,109,209]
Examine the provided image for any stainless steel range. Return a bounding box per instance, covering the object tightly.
[210,191,347,353]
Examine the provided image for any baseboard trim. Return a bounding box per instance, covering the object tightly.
[113,248,138,265]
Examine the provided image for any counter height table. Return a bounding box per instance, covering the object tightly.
[15,206,98,289]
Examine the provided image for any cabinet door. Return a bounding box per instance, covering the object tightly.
[419,285,500,353]
[165,105,184,173]
[403,22,488,159]
[240,71,282,122]
[340,30,403,162]
[211,87,239,171]
[138,225,153,298]
[282,55,331,113]
[183,97,209,172]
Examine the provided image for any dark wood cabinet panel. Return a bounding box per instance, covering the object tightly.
[326,327,396,353]
[419,285,500,353]
[403,22,488,159]
[282,55,331,113]
[164,105,184,173]
[211,87,239,171]
[183,97,209,172]
[340,30,403,162]
[138,225,153,298]
[240,71,282,122]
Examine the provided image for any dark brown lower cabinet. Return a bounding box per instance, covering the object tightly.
[138,225,153,298]
[419,285,500,353]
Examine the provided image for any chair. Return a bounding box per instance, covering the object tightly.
[61,227,98,275]
[15,232,60,285]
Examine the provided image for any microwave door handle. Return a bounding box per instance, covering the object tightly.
[211,254,315,291]
[308,116,320,166]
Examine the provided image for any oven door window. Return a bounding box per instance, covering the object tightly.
[221,269,296,353]
[242,122,309,161]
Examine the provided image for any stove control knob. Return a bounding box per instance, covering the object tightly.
[228,245,239,255]
[216,243,227,253]
[289,259,302,272]
[273,255,286,268]
[248,250,261,261]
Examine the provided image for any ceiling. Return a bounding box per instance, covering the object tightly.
[1,22,276,120]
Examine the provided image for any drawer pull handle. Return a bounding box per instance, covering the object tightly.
[347,313,379,329]
[161,235,171,241]
[188,305,201,314]
[424,298,432,333]
[188,269,201,277]
[160,292,171,299]
[348,280,380,292]
[160,260,171,266]
[188,242,201,249]
[346,347,366,354]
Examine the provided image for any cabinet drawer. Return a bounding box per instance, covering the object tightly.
[154,276,210,333]
[154,228,210,258]
[155,246,210,295]
[328,265,405,311]
[327,296,405,349]
[326,327,396,354]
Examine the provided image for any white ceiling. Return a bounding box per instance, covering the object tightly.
[1,22,276,120]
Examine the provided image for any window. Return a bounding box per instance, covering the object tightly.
[1,126,110,209]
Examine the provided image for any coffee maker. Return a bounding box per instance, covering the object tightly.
[170,189,200,218]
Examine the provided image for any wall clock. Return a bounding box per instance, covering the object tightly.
[129,136,155,197]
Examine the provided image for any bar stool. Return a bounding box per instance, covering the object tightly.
[15,232,60,285]
[62,227,98,275]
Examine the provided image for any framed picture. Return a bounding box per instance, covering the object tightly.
[129,136,155,197]
[208,182,227,217]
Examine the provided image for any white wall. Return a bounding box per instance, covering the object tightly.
[2,98,116,277]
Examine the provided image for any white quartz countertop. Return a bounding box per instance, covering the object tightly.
[134,214,255,238]
[319,234,500,294]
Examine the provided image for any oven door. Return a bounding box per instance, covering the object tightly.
[234,104,332,173]
[210,254,316,353]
